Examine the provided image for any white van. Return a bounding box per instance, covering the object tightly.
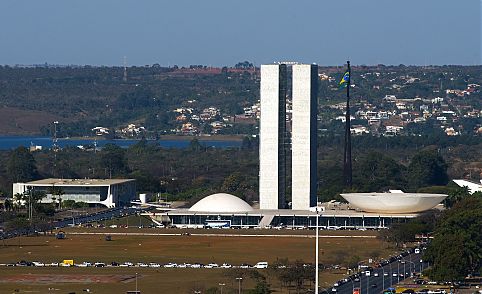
[415,248,420,254]
[254,261,268,269]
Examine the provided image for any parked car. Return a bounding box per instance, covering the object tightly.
[254,261,268,269]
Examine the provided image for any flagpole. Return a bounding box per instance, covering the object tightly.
[343,61,352,188]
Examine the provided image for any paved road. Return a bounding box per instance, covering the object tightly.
[331,249,429,294]
[1,207,148,240]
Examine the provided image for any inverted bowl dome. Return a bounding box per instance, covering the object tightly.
[340,193,447,213]
[189,193,253,213]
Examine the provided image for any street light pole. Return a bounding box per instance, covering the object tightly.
[349,276,354,294]
[219,283,225,294]
[406,261,416,277]
[397,262,400,283]
[382,267,385,291]
[315,209,320,294]
[236,277,243,294]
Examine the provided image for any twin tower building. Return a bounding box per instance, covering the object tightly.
[259,64,318,211]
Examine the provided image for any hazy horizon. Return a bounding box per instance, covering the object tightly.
[1,0,480,67]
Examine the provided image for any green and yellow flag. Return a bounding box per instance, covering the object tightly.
[339,70,350,89]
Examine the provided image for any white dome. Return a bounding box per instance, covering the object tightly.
[189,193,253,213]
[340,193,447,213]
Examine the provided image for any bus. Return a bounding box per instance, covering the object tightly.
[205,220,231,228]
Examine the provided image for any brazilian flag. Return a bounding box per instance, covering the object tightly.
[339,70,350,89]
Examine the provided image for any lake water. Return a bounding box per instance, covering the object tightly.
[0,136,241,150]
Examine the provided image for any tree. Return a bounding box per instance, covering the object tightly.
[249,280,272,294]
[22,190,47,214]
[100,144,129,177]
[47,186,64,210]
[424,196,482,282]
[345,255,361,270]
[130,170,160,193]
[6,147,38,183]
[13,193,24,209]
[4,198,12,212]
[221,172,244,194]
[444,186,470,208]
[353,152,406,191]
[407,150,448,190]
[188,138,203,152]
[271,259,314,291]
[241,136,253,150]
[4,217,30,231]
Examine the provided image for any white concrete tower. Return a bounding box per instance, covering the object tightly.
[291,64,318,210]
[259,64,287,209]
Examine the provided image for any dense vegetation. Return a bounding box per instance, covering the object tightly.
[1,135,480,205]
[424,195,482,282]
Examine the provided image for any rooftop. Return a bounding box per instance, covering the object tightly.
[167,207,420,218]
[24,178,135,186]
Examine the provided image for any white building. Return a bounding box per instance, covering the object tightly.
[453,179,482,194]
[13,178,136,208]
[259,64,287,209]
[340,193,447,214]
[291,64,318,210]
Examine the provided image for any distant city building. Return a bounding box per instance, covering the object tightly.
[13,178,136,207]
[259,64,287,209]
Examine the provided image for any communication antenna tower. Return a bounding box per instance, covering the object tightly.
[123,56,128,82]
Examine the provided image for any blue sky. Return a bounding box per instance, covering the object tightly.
[0,0,480,66]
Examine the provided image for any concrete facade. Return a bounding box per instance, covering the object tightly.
[291,64,318,210]
[259,64,287,209]
[13,178,136,208]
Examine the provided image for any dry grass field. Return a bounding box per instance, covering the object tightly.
[0,106,60,135]
[0,229,397,293]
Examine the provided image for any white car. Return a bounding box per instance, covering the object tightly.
[32,262,45,267]
[149,263,161,268]
[221,263,232,269]
[164,263,177,268]
[254,261,268,269]
[374,273,379,277]
[76,263,88,267]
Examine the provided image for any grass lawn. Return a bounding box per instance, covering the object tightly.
[0,229,398,293]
